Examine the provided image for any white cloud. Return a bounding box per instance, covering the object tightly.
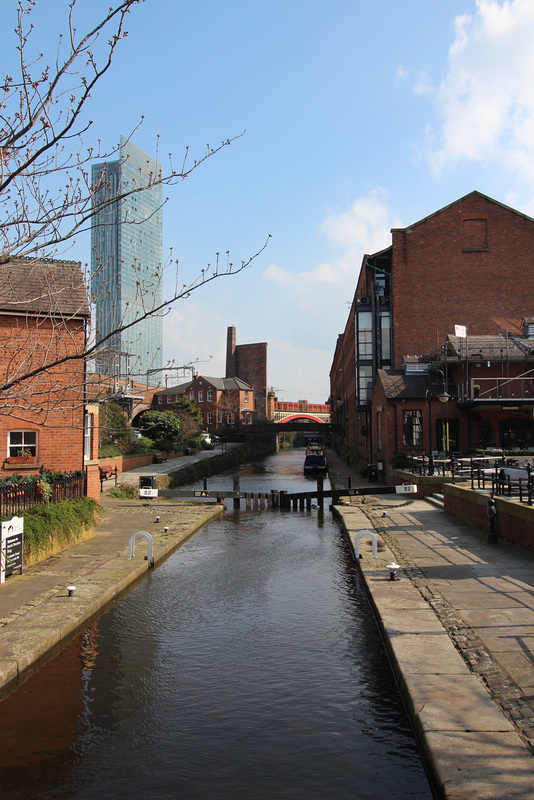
[421,0,534,185]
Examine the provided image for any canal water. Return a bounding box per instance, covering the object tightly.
[0,450,434,799]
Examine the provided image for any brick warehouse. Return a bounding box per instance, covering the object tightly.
[330,191,534,482]
[0,258,96,483]
[225,326,268,419]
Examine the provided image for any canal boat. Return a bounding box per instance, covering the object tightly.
[303,446,327,476]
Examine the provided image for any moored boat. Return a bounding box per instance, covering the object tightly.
[303,449,327,476]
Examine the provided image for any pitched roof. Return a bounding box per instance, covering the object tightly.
[0,257,89,318]
[377,369,429,400]
[391,190,534,235]
[156,375,254,396]
[445,334,534,360]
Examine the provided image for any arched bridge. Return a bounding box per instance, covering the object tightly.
[273,401,330,425]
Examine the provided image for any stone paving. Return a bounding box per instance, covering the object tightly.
[326,446,534,800]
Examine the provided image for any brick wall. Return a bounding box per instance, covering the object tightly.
[391,194,534,368]
[0,313,86,476]
[444,484,534,552]
[235,342,268,416]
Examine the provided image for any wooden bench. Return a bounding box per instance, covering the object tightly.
[153,455,167,464]
[99,464,117,480]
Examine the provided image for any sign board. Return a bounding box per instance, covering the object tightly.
[395,484,417,494]
[139,487,158,498]
[1,516,24,583]
[455,324,467,338]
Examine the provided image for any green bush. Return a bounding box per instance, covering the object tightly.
[153,438,177,453]
[2,497,100,561]
[109,484,138,499]
[98,444,122,458]
[126,436,155,454]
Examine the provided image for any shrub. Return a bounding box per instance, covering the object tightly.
[127,436,155,454]
[109,484,138,499]
[3,497,100,561]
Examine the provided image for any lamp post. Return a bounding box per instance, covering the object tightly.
[426,389,434,476]
[426,382,451,476]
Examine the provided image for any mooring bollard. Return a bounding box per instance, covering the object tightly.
[487,496,498,544]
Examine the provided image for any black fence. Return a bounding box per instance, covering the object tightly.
[407,454,534,505]
[0,474,87,519]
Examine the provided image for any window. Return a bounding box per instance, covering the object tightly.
[207,390,213,402]
[357,311,373,359]
[403,410,423,447]
[358,366,373,404]
[207,412,213,425]
[198,391,203,403]
[377,411,382,450]
[158,396,162,405]
[227,413,232,424]
[84,415,93,460]
[9,430,37,458]
[244,391,249,402]
[218,411,223,423]
[189,391,195,401]
[167,395,171,404]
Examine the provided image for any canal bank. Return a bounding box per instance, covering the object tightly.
[326,450,534,799]
[0,496,223,698]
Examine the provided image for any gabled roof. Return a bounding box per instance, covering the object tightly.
[196,376,253,391]
[377,369,455,400]
[377,369,429,400]
[156,374,254,396]
[0,257,89,318]
[391,190,534,235]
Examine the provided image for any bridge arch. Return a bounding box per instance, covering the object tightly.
[277,413,326,424]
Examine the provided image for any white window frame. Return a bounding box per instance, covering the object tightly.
[207,390,213,402]
[8,430,38,458]
[198,391,203,403]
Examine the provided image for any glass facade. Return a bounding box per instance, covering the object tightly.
[91,137,163,384]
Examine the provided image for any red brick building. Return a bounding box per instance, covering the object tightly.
[153,373,255,430]
[0,257,93,478]
[330,192,534,480]
[225,326,268,418]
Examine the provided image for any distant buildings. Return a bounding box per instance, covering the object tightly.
[90,136,163,385]
[226,326,268,418]
[153,375,255,429]
[330,191,534,481]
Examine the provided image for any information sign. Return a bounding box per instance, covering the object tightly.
[1,516,24,583]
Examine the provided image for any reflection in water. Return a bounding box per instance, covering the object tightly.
[0,450,433,799]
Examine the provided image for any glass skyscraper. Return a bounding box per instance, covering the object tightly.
[91,136,163,385]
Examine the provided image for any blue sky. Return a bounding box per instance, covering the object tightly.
[4,0,534,401]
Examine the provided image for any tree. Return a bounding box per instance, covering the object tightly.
[136,410,181,443]
[0,0,270,415]
[172,397,203,442]
[100,401,136,453]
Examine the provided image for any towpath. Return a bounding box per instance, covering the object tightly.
[327,449,534,799]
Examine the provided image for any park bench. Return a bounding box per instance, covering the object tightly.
[99,464,117,481]
[153,455,168,464]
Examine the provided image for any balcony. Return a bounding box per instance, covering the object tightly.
[458,377,534,407]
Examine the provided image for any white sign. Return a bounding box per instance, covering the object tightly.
[455,325,467,338]
[1,516,24,584]
[139,487,158,498]
[395,484,417,494]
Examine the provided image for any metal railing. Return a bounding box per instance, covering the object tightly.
[405,454,534,505]
[0,474,87,518]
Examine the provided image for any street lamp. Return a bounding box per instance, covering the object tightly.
[426,385,451,475]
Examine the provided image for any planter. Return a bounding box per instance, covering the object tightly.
[8,457,35,464]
